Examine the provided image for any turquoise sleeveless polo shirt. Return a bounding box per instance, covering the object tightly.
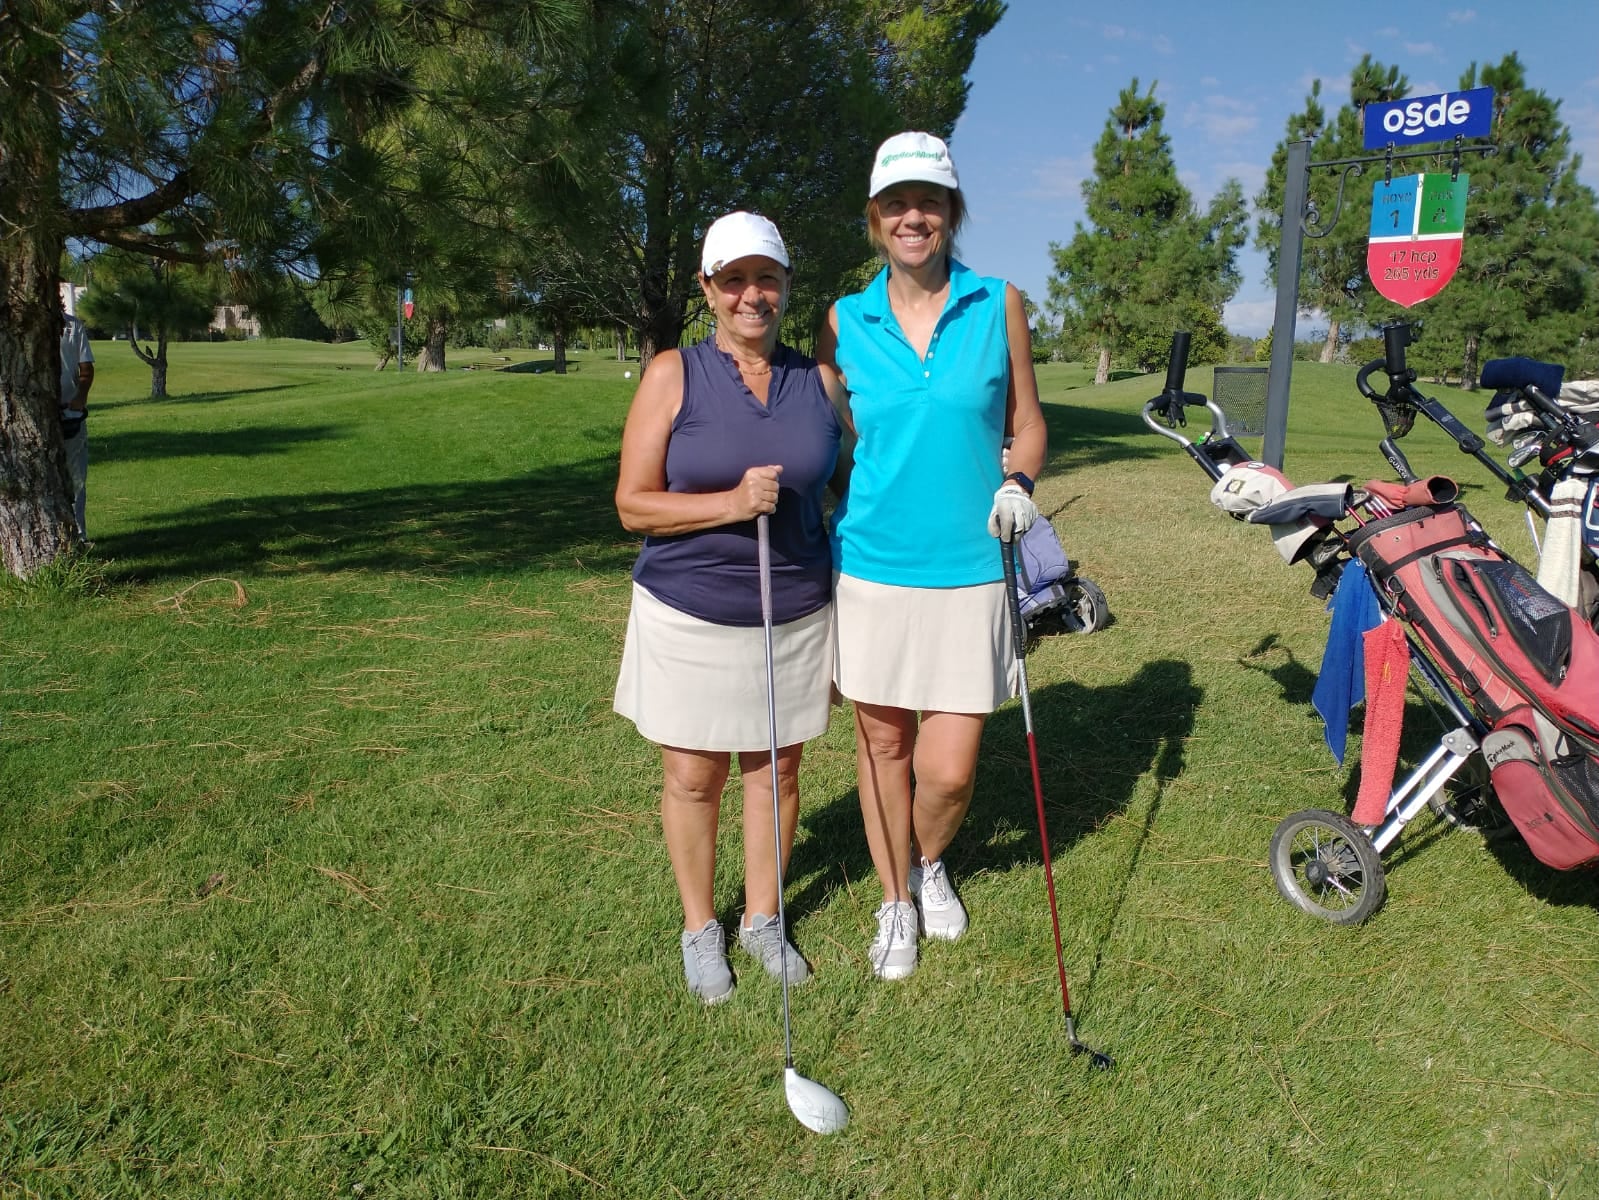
[830,261,1011,587]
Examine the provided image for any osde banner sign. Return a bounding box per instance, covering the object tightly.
[1363,86,1492,306]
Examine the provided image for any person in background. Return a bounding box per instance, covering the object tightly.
[820,131,1048,981]
[614,212,845,1005]
[59,303,95,540]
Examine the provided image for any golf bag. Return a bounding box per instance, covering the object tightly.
[1358,323,1599,628]
[1011,516,1110,637]
[1142,329,1599,923]
[1347,502,1599,869]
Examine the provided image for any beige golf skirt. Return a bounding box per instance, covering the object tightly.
[834,573,1018,714]
[614,583,835,752]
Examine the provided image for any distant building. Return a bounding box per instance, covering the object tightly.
[210,305,261,338]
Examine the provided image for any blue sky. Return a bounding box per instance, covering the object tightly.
[949,0,1599,337]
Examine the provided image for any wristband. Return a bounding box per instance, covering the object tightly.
[1004,471,1035,496]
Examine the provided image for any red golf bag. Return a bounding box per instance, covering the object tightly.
[1347,503,1599,869]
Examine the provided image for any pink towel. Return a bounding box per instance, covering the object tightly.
[1353,618,1409,826]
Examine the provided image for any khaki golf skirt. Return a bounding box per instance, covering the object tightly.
[614,583,835,752]
[834,573,1018,714]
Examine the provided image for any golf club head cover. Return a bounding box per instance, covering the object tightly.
[1247,482,1353,525]
[1362,476,1459,510]
[1209,462,1293,517]
[1481,357,1565,397]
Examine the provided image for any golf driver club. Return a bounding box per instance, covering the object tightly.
[1002,532,1114,1071]
[757,513,850,1134]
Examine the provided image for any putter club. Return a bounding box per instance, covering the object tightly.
[757,514,849,1134]
[1002,533,1114,1071]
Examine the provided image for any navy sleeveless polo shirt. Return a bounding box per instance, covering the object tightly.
[632,338,840,627]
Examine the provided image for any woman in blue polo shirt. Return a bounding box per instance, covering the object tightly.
[615,212,843,1005]
[819,132,1048,982]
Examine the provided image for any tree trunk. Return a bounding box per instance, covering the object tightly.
[616,323,626,361]
[1094,345,1111,385]
[1319,319,1340,364]
[374,347,393,371]
[0,43,78,577]
[1461,333,1480,392]
[553,327,568,375]
[415,314,448,372]
[151,342,169,399]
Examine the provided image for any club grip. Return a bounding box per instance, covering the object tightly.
[1001,536,1027,662]
[1163,331,1191,394]
[756,513,773,627]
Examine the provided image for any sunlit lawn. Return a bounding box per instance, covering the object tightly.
[2,338,1594,1198]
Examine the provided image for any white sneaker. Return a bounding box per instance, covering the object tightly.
[908,856,968,942]
[868,900,919,980]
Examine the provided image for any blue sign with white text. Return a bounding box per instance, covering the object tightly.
[1364,86,1494,149]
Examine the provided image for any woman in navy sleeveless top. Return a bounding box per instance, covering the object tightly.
[614,212,845,1005]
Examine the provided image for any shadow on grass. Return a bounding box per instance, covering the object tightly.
[96,424,347,465]
[780,660,1201,956]
[498,359,592,375]
[94,451,635,581]
[1039,400,1167,472]
[93,384,304,412]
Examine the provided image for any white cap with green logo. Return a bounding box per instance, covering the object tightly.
[869,131,959,198]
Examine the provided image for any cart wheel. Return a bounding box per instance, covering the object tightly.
[1269,809,1386,924]
[1060,578,1110,634]
[1427,758,1512,838]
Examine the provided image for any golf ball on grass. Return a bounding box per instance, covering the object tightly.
[624,370,632,379]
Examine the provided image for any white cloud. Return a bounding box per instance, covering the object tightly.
[1152,34,1174,56]
[1447,8,1477,23]
[1025,154,1094,203]
[1104,52,1122,66]
[1102,24,1128,40]
[1376,26,1400,38]
[1404,41,1442,57]
[1200,75,1221,88]
[1183,95,1259,142]
[1223,299,1278,338]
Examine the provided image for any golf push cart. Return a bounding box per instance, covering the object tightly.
[1142,329,1599,924]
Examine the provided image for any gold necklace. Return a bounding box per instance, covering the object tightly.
[717,337,772,376]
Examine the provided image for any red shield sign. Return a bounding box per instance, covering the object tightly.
[1368,173,1468,308]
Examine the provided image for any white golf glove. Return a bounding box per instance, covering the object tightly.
[987,481,1038,541]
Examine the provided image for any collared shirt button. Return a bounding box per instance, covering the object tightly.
[923,370,930,378]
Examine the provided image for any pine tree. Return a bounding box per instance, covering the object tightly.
[1047,80,1246,383]
[527,0,1004,367]
[0,1,582,575]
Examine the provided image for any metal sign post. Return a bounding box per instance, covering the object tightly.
[396,272,414,371]
[1259,88,1496,471]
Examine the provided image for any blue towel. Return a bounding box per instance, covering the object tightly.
[1311,560,1384,764]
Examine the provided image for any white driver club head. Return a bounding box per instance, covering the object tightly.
[784,1067,849,1134]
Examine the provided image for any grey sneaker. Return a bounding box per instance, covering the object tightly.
[738,913,811,984]
[681,919,734,1005]
[909,856,968,942]
[868,900,919,980]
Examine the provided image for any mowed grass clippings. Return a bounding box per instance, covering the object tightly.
[2,341,1596,1199]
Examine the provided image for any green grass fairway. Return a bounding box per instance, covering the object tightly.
[3,340,1595,1198]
